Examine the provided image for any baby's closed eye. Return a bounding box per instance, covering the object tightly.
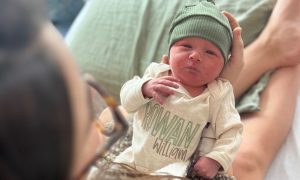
[206,50,216,56]
[182,44,192,49]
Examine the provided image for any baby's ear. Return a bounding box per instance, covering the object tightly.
[161,55,169,64]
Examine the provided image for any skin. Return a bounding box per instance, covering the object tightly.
[231,0,300,179]
[142,37,229,103]
[142,13,244,178]
[161,7,300,179]
[158,5,300,180]
[159,12,244,93]
[169,37,224,96]
[96,3,300,178]
[233,0,300,98]
[143,37,225,178]
[40,23,104,179]
[220,12,244,88]
[157,2,299,179]
[76,1,300,178]
[40,0,300,178]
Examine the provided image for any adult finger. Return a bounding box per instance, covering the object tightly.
[220,27,244,84]
[222,11,243,63]
[230,27,244,64]
[222,11,239,30]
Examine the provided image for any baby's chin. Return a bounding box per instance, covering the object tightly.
[179,79,208,88]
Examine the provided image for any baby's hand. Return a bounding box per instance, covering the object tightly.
[142,76,179,104]
[193,156,221,179]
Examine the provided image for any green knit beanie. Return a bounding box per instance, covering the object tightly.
[168,0,232,63]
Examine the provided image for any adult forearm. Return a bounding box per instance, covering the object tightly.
[234,0,300,99]
[233,38,274,98]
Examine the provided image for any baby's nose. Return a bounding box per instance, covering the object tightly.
[189,51,201,61]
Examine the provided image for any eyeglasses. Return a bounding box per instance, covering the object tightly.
[75,74,128,180]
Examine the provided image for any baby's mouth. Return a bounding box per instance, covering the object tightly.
[184,66,199,72]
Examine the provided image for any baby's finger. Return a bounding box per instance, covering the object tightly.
[153,92,165,105]
[161,75,180,83]
[156,85,176,96]
[159,80,180,89]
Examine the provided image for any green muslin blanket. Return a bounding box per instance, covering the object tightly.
[66,0,276,113]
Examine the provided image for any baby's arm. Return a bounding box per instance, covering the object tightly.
[193,80,243,178]
[120,76,152,112]
[121,62,179,111]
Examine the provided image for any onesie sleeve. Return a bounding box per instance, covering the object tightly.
[120,62,169,113]
[204,78,243,172]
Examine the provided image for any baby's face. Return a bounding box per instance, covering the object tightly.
[169,37,224,88]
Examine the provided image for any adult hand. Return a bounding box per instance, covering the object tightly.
[220,12,244,85]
